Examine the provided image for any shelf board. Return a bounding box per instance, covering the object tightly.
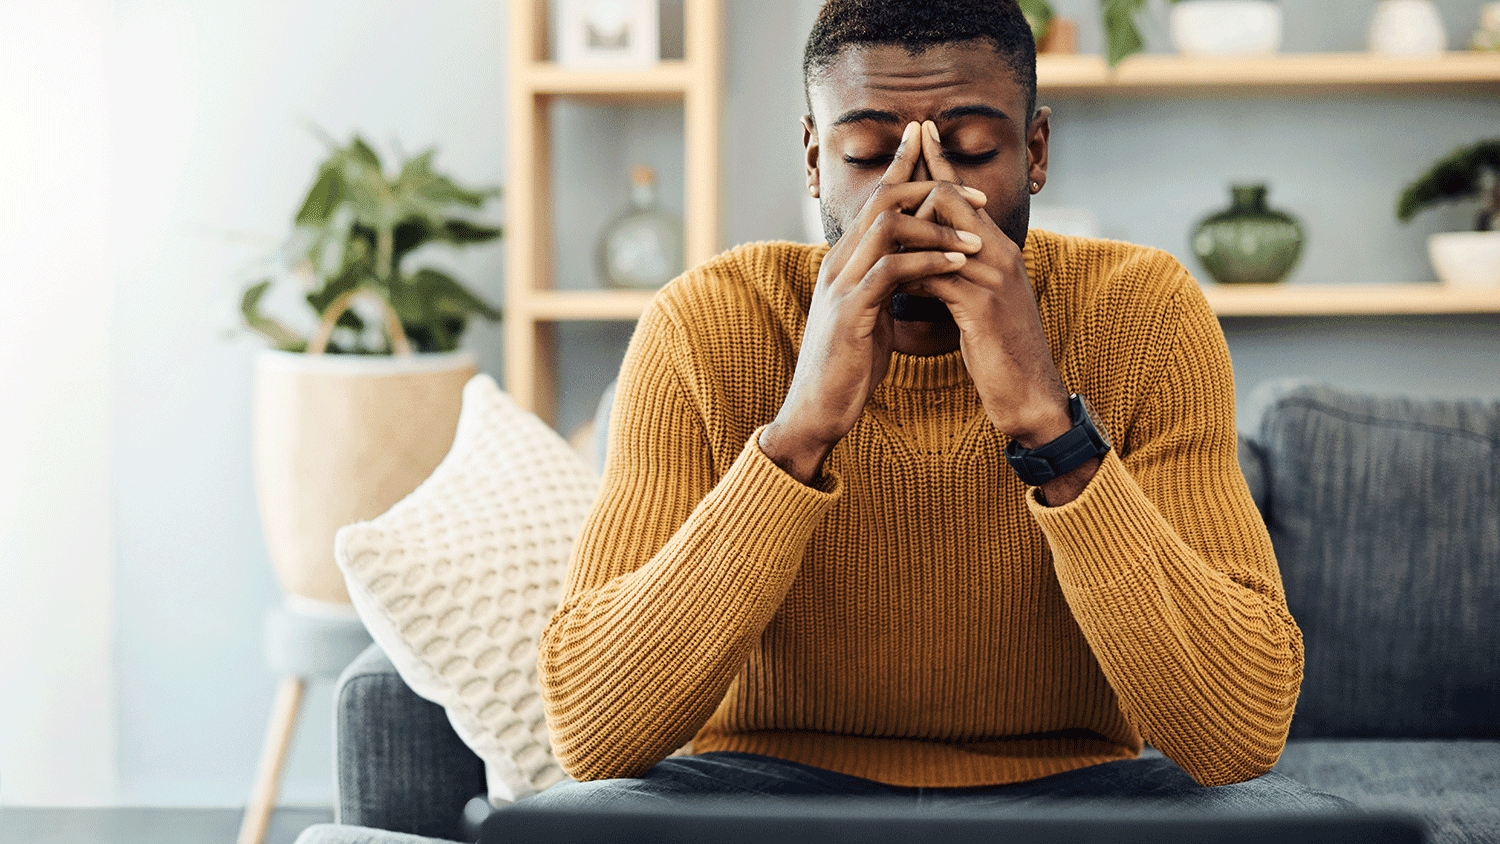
[1203,283,1500,316]
[519,289,657,321]
[517,284,1500,323]
[1039,52,1500,94]
[521,61,696,102]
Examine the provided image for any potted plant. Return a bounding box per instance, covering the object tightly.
[244,133,503,606]
[1102,0,1282,66]
[1398,138,1500,289]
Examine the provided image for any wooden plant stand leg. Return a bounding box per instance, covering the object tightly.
[237,675,306,844]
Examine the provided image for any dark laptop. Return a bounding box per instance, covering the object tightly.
[481,797,1425,844]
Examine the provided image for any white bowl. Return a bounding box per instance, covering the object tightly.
[1428,231,1500,289]
[1169,0,1283,57]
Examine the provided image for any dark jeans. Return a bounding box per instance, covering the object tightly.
[514,749,1356,815]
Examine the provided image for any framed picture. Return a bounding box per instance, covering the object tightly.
[556,0,660,69]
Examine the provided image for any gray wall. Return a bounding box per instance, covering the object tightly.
[45,0,1497,808]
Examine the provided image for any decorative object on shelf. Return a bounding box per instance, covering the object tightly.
[1019,0,1055,43]
[556,0,659,69]
[1367,0,1447,57]
[1018,0,1079,54]
[1169,0,1283,57]
[1192,184,1305,285]
[597,165,684,289]
[1398,139,1500,288]
[1472,1,1500,50]
[1041,19,1080,54]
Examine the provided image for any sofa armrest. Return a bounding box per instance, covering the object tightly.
[335,643,485,840]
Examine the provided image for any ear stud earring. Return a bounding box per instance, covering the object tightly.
[809,185,818,197]
[1031,181,1041,194]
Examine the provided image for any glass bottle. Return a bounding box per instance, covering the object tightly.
[596,165,684,289]
[1192,184,1305,285]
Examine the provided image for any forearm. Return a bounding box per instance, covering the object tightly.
[1032,452,1300,786]
[539,433,839,780]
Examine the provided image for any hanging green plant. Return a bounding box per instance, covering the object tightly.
[241,132,503,354]
[1396,138,1500,230]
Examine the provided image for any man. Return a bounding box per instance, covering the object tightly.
[532,0,1345,812]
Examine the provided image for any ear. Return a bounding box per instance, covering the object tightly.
[801,114,820,199]
[1027,106,1051,193]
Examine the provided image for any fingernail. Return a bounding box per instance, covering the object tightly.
[903,122,919,143]
[956,231,982,248]
[924,120,939,142]
[944,252,967,262]
[962,186,987,202]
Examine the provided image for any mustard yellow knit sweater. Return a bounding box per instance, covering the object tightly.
[540,232,1301,789]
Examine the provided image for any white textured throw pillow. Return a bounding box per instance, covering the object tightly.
[335,374,598,803]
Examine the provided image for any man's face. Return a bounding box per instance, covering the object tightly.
[803,40,1047,320]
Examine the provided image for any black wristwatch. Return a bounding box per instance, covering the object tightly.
[1004,394,1112,486]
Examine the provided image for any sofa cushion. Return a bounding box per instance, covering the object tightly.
[1275,739,1500,844]
[1250,383,1499,738]
[336,374,598,803]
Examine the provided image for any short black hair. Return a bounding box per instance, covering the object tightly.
[803,0,1037,128]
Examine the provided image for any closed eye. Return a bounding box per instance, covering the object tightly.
[945,149,999,166]
[843,154,893,168]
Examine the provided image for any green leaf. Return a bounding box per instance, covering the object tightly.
[1101,0,1148,67]
[240,279,308,351]
[1396,138,1500,222]
[1017,0,1055,43]
[437,219,502,244]
[409,267,503,321]
[293,166,345,226]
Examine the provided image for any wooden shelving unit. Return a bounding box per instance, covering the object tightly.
[504,0,721,421]
[1201,283,1500,317]
[502,39,1498,419]
[1038,51,1500,95]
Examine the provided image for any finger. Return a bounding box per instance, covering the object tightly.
[920,120,962,185]
[911,184,992,251]
[856,251,968,308]
[880,121,924,187]
[846,180,983,248]
[914,181,988,223]
[838,211,984,293]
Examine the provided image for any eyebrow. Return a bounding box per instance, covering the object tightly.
[830,104,1012,128]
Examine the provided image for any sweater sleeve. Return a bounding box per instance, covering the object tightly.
[538,301,841,781]
[1028,283,1302,787]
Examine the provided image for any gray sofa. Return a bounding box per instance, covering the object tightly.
[296,382,1499,844]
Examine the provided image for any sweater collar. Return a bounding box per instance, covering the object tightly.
[886,348,969,390]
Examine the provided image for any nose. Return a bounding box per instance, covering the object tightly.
[913,156,931,183]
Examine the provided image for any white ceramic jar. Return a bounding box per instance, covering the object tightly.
[1169,0,1283,57]
[1428,232,1500,288]
[1367,0,1448,56]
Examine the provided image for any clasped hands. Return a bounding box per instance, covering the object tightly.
[761,120,1074,490]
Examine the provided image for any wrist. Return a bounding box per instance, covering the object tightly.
[758,420,838,487]
[1004,394,1113,491]
[991,392,1072,448]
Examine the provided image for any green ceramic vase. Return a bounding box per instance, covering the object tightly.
[1192,184,1305,285]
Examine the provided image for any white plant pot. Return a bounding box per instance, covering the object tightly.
[1367,0,1447,56]
[253,349,477,604]
[1169,0,1283,57]
[1428,231,1500,289]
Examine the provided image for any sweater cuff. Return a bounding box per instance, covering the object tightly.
[1025,449,1179,589]
[696,426,843,558]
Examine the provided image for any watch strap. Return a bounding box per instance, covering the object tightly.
[1004,394,1112,486]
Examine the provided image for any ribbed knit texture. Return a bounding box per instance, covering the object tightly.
[539,233,1301,789]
